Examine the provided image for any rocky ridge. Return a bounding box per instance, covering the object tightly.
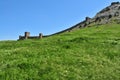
[52,2,120,35]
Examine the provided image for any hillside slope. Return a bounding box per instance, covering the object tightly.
[49,2,120,35]
[0,23,120,80]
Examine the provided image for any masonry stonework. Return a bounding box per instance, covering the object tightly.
[25,32,30,39]
[19,32,43,40]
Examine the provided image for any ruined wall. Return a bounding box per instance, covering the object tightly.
[19,32,43,40]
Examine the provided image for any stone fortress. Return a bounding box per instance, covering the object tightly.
[19,32,43,40]
[19,2,120,40]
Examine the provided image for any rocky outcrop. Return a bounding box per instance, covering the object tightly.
[93,2,120,24]
[62,2,120,32]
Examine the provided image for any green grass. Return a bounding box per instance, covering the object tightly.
[0,23,120,80]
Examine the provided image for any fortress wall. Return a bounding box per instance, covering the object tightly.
[19,32,43,40]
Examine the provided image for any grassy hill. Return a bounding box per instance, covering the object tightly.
[0,23,120,80]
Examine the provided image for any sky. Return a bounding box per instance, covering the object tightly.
[0,0,118,40]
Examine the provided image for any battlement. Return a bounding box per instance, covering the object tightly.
[19,32,43,40]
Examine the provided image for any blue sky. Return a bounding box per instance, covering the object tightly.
[0,0,118,40]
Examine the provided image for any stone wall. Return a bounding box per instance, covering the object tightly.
[19,32,43,40]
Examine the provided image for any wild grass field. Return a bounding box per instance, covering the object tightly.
[0,24,120,80]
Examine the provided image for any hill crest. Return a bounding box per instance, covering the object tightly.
[19,2,120,40]
[61,2,120,32]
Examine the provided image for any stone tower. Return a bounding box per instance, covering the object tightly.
[39,33,43,39]
[25,32,30,39]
